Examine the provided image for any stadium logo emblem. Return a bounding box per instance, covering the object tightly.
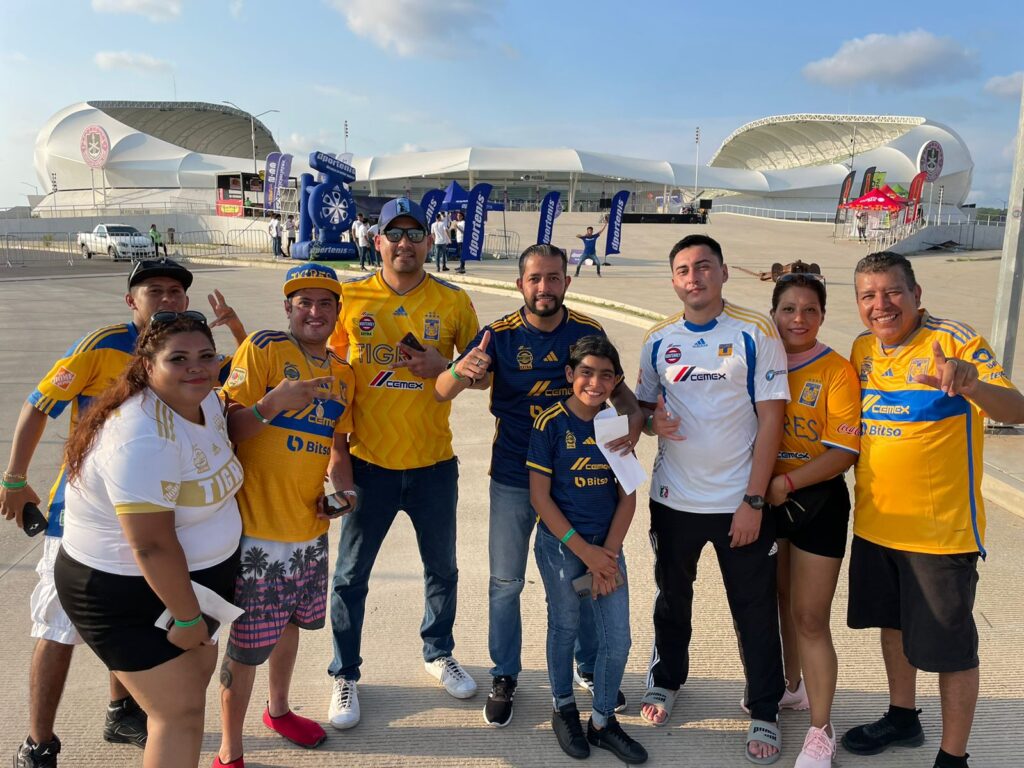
[80,124,110,169]
[918,140,944,183]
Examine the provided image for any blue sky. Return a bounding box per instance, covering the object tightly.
[1,0,1021,207]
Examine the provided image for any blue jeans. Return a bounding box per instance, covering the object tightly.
[272,235,282,256]
[433,244,448,270]
[358,245,370,268]
[328,457,459,680]
[534,526,631,720]
[489,480,599,678]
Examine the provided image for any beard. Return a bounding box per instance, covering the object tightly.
[525,294,564,318]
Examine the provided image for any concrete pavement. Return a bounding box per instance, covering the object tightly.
[1,214,1022,766]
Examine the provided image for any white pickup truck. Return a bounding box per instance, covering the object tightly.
[78,224,155,261]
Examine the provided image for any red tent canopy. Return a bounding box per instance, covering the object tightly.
[843,189,904,212]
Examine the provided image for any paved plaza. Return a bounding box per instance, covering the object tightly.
[2,214,1022,766]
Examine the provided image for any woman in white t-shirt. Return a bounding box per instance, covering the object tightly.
[54,311,242,768]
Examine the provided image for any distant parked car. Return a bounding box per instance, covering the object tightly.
[78,224,154,261]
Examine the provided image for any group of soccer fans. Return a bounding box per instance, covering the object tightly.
[1,195,1021,768]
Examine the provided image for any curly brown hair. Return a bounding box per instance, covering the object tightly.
[64,315,215,482]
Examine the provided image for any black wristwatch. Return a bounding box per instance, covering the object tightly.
[743,494,765,511]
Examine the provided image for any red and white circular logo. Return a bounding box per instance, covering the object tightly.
[358,314,375,333]
[918,141,944,183]
[664,345,681,364]
[80,124,110,169]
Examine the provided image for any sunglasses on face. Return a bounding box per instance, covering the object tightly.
[382,226,426,244]
[776,272,826,286]
[149,310,208,327]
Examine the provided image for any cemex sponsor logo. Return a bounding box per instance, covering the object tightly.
[862,394,910,415]
[671,365,726,383]
[664,345,682,364]
[369,371,424,390]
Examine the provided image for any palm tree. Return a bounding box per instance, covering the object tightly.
[264,560,286,606]
[241,546,269,577]
[288,549,305,576]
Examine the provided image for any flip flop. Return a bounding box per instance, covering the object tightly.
[746,719,782,765]
[639,687,676,727]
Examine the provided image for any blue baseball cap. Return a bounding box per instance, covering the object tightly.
[283,263,341,297]
[378,197,428,231]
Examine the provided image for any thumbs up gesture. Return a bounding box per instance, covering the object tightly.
[452,329,492,382]
[913,341,978,397]
[652,393,685,441]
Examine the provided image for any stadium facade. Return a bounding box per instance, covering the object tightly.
[34,102,973,218]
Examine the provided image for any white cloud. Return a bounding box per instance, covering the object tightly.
[984,72,1024,99]
[228,0,243,18]
[803,30,977,90]
[94,51,173,73]
[91,0,181,22]
[328,0,501,58]
[399,142,424,153]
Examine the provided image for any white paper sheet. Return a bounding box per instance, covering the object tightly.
[594,409,648,495]
[154,580,244,644]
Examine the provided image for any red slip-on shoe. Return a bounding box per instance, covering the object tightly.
[211,756,244,767]
[262,707,327,748]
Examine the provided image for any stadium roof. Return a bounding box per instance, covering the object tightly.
[708,114,927,171]
[86,100,279,159]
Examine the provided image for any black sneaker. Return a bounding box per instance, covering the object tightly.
[841,711,924,755]
[14,736,60,768]
[574,667,627,713]
[483,676,516,728]
[552,703,589,759]
[587,716,648,764]
[103,696,148,748]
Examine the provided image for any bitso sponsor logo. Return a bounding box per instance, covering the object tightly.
[369,371,424,390]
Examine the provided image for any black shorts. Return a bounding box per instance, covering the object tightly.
[847,536,979,673]
[774,475,850,559]
[54,546,240,673]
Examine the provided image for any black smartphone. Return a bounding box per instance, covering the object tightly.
[22,503,47,537]
[572,570,625,598]
[399,332,426,352]
[321,492,354,519]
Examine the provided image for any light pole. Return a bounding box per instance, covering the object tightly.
[222,101,279,175]
[20,181,39,195]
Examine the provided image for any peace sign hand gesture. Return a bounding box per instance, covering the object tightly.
[913,341,978,397]
[263,376,338,415]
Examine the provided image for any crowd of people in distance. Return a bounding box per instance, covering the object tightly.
[3,196,1023,768]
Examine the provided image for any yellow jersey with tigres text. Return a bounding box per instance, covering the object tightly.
[329,271,479,469]
[774,346,861,476]
[223,331,354,543]
[851,311,1017,556]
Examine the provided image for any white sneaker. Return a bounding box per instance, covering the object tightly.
[794,724,836,767]
[328,677,360,730]
[425,656,478,699]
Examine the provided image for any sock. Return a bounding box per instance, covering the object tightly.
[934,748,970,768]
[885,704,921,729]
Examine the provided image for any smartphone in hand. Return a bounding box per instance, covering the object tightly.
[321,492,355,519]
[22,503,47,537]
[571,570,624,598]
[399,332,426,352]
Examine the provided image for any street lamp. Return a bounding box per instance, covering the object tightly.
[19,181,39,195]
[222,101,279,175]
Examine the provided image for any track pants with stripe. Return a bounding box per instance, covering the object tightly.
[647,500,785,722]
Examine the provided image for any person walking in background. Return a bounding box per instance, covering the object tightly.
[454,211,467,273]
[763,273,861,767]
[574,224,606,277]
[842,251,1024,768]
[148,224,168,258]
[54,311,244,768]
[269,214,283,258]
[855,211,868,243]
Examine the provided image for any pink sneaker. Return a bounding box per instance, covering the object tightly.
[740,678,810,714]
[794,724,836,767]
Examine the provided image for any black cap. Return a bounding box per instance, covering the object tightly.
[127,258,193,291]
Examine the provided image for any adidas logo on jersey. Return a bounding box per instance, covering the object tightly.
[393,306,408,317]
[544,351,559,363]
[882,368,894,378]
[692,338,707,348]
[583,436,596,445]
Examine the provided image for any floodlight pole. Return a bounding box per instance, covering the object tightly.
[991,77,1024,380]
[223,101,279,176]
[694,126,700,202]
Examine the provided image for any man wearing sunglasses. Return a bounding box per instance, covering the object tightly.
[1,259,247,768]
[326,197,481,729]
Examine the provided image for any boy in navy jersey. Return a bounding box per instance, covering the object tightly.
[528,335,646,764]
[435,244,641,727]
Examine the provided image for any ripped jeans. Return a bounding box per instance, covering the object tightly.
[488,479,599,679]
[534,525,631,721]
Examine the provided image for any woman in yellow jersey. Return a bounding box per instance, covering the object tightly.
[765,274,861,768]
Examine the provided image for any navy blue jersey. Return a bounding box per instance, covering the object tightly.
[527,401,619,536]
[580,235,599,256]
[460,307,604,488]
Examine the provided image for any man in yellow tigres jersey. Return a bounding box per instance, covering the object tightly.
[842,252,1024,768]
[326,197,480,729]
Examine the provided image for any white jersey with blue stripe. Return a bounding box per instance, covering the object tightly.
[637,302,789,513]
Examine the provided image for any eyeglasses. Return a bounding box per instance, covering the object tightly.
[776,272,826,285]
[383,226,426,243]
[149,310,208,327]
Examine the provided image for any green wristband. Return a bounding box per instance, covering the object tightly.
[252,402,272,424]
[1,479,28,490]
[448,362,463,381]
[174,614,203,628]
[561,527,577,544]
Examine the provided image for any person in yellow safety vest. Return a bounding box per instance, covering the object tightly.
[149,225,168,258]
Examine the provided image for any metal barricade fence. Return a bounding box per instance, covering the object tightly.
[483,230,519,260]
[2,232,77,268]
